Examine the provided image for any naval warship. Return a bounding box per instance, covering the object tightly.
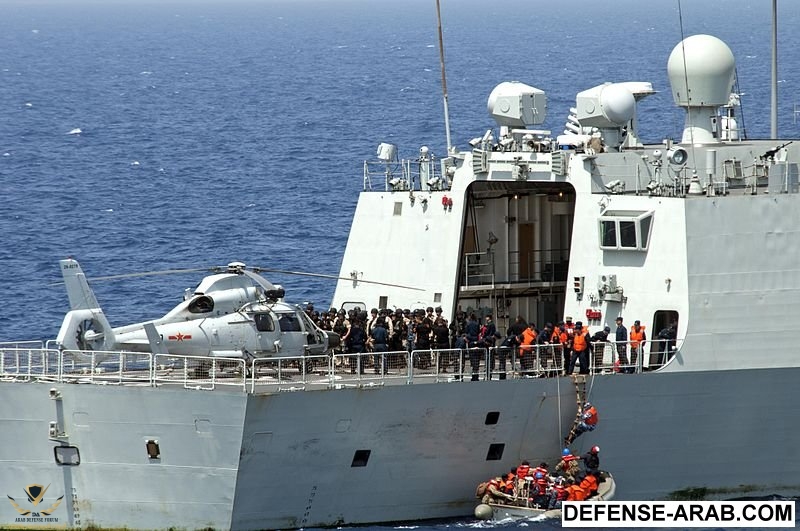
[2,33,800,530]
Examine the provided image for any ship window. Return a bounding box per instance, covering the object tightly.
[379,296,388,309]
[54,446,80,465]
[254,313,274,332]
[351,449,371,467]
[619,221,637,248]
[598,210,654,251]
[434,293,442,303]
[393,202,403,216]
[485,411,500,425]
[146,439,160,459]
[640,215,652,247]
[486,443,505,461]
[600,220,617,247]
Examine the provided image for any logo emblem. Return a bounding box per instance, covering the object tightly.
[7,484,63,516]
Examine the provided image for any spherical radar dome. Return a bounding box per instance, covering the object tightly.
[599,83,635,125]
[667,34,735,107]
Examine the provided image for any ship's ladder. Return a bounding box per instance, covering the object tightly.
[564,374,588,445]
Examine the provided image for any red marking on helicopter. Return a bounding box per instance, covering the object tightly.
[168,333,192,341]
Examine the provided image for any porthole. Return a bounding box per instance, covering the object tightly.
[351,449,371,467]
[146,439,160,459]
[486,443,505,461]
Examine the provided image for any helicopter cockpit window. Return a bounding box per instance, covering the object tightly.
[277,312,302,332]
[188,295,214,314]
[254,313,275,332]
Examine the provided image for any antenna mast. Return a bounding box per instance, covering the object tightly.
[771,0,778,139]
[435,0,453,153]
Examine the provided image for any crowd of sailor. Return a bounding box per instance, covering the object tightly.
[477,446,604,510]
[303,304,678,377]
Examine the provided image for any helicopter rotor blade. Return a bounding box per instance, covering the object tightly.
[249,266,425,291]
[49,262,423,292]
[90,267,215,281]
[49,267,217,286]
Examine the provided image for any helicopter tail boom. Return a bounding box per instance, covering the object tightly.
[60,258,101,310]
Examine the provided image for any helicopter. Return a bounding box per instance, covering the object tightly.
[55,258,341,361]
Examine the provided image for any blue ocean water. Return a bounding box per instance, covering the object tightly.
[1,2,799,528]
[2,0,799,343]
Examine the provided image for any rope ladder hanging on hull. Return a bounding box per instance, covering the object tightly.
[564,374,587,445]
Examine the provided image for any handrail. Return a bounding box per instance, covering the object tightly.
[362,157,448,193]
[0,340,683,392]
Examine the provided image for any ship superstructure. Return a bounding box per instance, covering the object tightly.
[334,34,800,373]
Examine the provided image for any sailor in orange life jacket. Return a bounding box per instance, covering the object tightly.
[502,468,517,495]
[568,321,591,375]
[531,461,549,479]
[516,460,531,479]
[548,476,569,509]
[516,460,532,492]
[565,477,587,501]
[554,322,569,375]
[628,320,647,374]
[573,401,599,440]
[579,470,599,497]
[555,448,580,481]
[479,476,514,504]
[518,325,537,376]
[531,471,550,508]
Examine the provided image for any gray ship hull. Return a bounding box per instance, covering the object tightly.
[3,367,799,529]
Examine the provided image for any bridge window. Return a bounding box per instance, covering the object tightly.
[640,215,652,247]
[598,210,654,251]
[600,220,617,247]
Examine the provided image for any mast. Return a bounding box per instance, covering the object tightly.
[435,0,453,153]
[771,0,778,139]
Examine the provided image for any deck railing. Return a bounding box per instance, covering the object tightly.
[363,156,448,193]
[0,339,681,393]
[462,248,571,287]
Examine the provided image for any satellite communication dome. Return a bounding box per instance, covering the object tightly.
[667,34,735,144]
[667,34,735,108]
